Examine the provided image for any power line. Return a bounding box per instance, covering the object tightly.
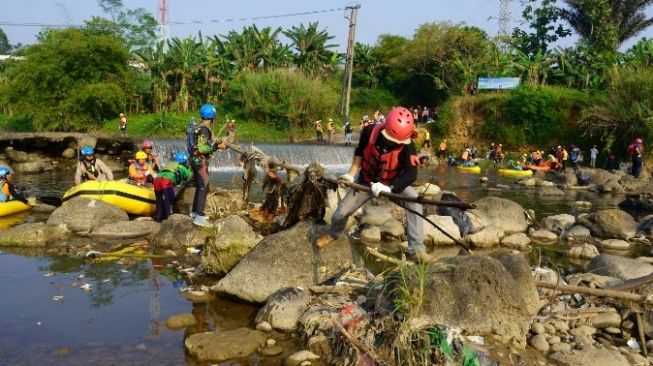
[0,7,345,28]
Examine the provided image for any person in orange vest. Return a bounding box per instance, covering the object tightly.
[140,140,160,172]
[128,151,156,187]
[315,107,432,263]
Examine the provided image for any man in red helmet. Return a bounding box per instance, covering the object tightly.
[315,107,432,263]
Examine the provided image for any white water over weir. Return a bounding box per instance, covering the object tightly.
[151,138,354,172]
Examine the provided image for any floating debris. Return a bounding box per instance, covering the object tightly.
[52,295,64,302]
[80,283,92,292]
[44,272,54,277]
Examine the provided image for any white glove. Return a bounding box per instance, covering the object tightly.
[338,173,354,183]
[371,182,391,197]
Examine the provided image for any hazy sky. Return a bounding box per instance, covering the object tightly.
[2,0,653,50]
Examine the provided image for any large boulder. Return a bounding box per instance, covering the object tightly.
[587,254,653,281]
[184,328,267,362]
[501,233,531,250]
[542,214,575,234]
[402,254,537,343]
[150,214,213,252]
[0,223,70,247]
[255,287,310,332]
[563,225,592,241]
[423,215,461,246]
[174,187,241,218]
[212,221,361,303]
[47,198,129,234]
[536,186,565,197]
[359,205,394,226]
[473,197,528,234]
[549,347,629,366]
[201,215,262,275]
[578,209,638,239]
[4,147,29,162]
[88,220,160,239]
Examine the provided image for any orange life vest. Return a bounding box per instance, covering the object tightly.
[361,124,404,185]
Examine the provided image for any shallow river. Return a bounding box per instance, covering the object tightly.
[0,143,636,365]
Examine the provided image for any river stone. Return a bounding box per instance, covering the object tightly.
[61,148,76,159]
[591,311,621,329]
[165,313,197,330]
[465,209,487,234]
[12,161,49,174]
[360,226,381,243]
[406,254,537,344]
[578,209,638,239]
[47,198,129,234]
[473,197,528,234]
[573,201,592,209]
[184,328,266,362]
[380,218,404,238]
[424,215,461,245]
[537,186,565,197]
[174,187,242,218]
[563,225,591,241]
[77,136,97,149]
[501,233,531,250]
[0,222,70,247]
[201,215,262,275]
[212,221,360,303]
[587,255,653,281]
[255,287,310,332]
[464,225,504,248]
[529,334,549,352]
[284,350,320,366]
[568,244,599,260]
[638,216,653,238]
[530,229,558,242]
[4,147,29,162]
[598,239,630,250]
[599,178,625,194]
[261,345,284,357]
[89,220,161,239]
[415,183,441,197]
[536,180,555,187]
[359,205,394,226]
[543,214,576,234]
[550,347,629,366]
[150,214,213,252]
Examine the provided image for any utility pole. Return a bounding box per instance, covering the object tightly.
[339,4,360,123]
[498,0,512,51]
[157,0,169,42]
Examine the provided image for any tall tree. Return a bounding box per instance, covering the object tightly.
[94,0,157,51]
[560,0,653,51]
[283,22,338,75]
[0,27,12,54]
[512,0,571,56]
[167,37,203,112]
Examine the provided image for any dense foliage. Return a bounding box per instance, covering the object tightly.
[1,0,653,144]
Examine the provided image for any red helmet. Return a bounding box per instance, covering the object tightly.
[636,138,643,144]
[381,107,414,144]
[141,140,154,149]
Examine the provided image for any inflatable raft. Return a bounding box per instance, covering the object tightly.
[497,169,533,177]
[456,165,481,174]
[0,200,31,218]
[62,180,156,216]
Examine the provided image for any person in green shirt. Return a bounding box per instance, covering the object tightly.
[153,152,193,222]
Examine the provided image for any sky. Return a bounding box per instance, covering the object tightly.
[2,0,653,51]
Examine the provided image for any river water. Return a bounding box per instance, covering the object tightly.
[0,142,632,365]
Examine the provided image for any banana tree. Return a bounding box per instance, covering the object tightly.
[133,40,169,112]
[511,49,556,85]
[167,36,203,112]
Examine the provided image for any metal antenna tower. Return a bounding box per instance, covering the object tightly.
[498,0,512,50]
[157,0,169,41]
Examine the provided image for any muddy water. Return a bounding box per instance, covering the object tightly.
[0,147,633,365]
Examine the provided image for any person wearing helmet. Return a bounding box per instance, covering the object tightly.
[74,146,114,185]
[153,152,193,222]
[315,107,432,263]
[0,167,28,203]
[128,151,156,186]
[140,140,160,172]
[118,113,127,136]
[188,103,226,227]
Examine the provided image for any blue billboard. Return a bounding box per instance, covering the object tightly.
[478,77,521,90]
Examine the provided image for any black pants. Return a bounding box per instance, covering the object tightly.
[191,157,210,216]
[155,186,175,222]
[632,155,643,178]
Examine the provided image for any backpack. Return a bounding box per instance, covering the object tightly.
[186,119,200,156]
[570,150,578,161]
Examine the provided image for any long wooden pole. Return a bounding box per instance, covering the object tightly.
[320,176,475,209]
[537,281,653,304]
[223,142,301,175]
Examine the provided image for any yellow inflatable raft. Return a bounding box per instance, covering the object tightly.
[62,180,156,216]
[497,169,533,177]
[456,165,481,174]
[0,200,31,218]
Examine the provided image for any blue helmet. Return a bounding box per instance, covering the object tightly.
[0,166,11,178]
[199,104,217,120]
[174,151,188,164]
[81,146,94,156]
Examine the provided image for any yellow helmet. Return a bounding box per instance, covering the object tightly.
[135,151,148,160]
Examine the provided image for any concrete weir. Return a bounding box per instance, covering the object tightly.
[0,132,135,157]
